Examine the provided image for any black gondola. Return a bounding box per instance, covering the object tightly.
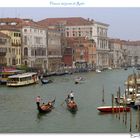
[36,98,55,113]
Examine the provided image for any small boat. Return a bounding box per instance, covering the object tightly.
[55,72,66,76]
[96,69,101,73]
[124,67,128,70]
[97,106,130,112]
[74,76,85,84]
[108,67,112,70]
[37,98,55,113]
[65,99,78,112]
[41,79,53,84]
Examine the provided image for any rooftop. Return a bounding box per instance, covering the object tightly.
[0,18,45,30]
[38,17,94,27]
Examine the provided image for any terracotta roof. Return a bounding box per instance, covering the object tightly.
[0,32,10,38]
[110,38,140,46]
[0,25,21,30]
[0,18,45,30]
[94,21,109,27]
[21,19,45,29]
[38,17,93,27]
[0,18,24,24]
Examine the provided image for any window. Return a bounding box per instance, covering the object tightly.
[0,22,6,25]
[79,31,81,37]
[24,29,27,32]
[24,36,27,45]
[11,22,17,25]
[24,47,28,56]
[35,37,42,44]
[66,32,69,37]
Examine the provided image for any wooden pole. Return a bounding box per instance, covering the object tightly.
[139,106,140,133]
[112,94,114,113]
[123,89,127,124]
[124,89,127,127]
[116,91,118,118]
[118,87,121,120]
[122,96,125,123]
[125,109,127,127]
[102,85,105,104]
[129,108,132,133]
[136,106,139,130]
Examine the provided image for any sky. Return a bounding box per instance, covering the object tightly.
[0,7,140,41]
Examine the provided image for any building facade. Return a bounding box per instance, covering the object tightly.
[21,19,47,72]
[0,30,22,66]
[122,41,140,66]
[0,32,11,66]
[109,39,123,68]
[92,21,110,69]
[38,17,109,69]
[47,29,62,72]
[63,37,96,70]
[0,18,48,72]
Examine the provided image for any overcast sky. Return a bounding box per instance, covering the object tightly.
[0,7,140,41]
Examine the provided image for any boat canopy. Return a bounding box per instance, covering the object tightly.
[8,72,37,79]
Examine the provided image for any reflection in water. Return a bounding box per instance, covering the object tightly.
[70,111,77,117]
[37,112,46,120]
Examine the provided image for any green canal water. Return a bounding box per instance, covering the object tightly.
[0,68,139,133]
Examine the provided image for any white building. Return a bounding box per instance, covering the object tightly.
[92,21,110,69]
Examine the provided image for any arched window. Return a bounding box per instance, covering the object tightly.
[24,61,27,66]
[24,47,28,56]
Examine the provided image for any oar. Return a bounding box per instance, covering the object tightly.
[61,98,67,106]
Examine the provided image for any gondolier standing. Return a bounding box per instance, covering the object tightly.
[36,96,42,106]
[68,90,74,101]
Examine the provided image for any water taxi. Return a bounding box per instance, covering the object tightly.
[6,72,39,87]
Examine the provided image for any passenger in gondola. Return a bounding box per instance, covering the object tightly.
[48,101,52,106]
[35,96,41,106]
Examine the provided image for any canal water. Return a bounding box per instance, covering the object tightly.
[0,68,139,133]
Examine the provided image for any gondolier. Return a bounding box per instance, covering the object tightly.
[36,96,41,106]
[68,90,74,101]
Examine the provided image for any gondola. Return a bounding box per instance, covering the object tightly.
[74,76,85,84]
[36,98,55,113]
[41,79,53,84]
[65,99,78,112]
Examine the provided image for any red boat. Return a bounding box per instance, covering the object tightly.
[97,106,130,112]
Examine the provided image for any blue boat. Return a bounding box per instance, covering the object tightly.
[41,79,53,84]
